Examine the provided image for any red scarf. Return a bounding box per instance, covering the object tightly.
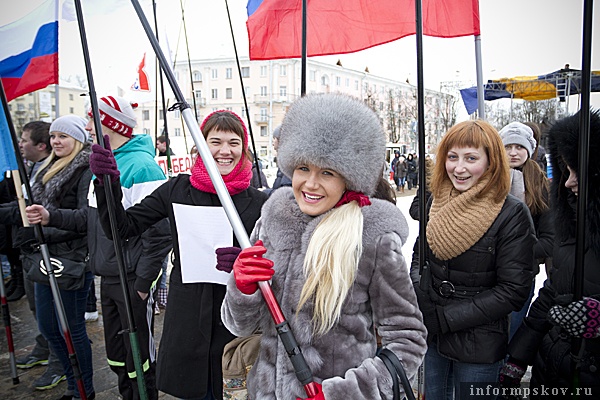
[335,190,371,208]
[190,156,252,195]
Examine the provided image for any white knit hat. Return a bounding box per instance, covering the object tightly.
[49,115,88,144]
[88,96,138,138]
[499,122,537,157]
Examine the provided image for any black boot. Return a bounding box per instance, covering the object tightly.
[6,267,24,302]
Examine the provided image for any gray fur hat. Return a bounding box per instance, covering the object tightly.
[278,93,385,196]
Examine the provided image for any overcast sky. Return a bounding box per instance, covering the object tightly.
[3,0,599,116]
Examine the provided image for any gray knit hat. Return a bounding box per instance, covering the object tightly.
[277,93,385,196]
[499,122,537,157]
[272,125,281,139]
[49,115,88,144]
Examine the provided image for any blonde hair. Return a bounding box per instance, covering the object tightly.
[297,201,364,336]
[432,120,510,203]
[35,141,85,185]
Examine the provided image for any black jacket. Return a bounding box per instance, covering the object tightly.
[413,194,535,363]
[95,174,268,399]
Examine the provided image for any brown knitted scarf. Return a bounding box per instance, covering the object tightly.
[427,176,505,260]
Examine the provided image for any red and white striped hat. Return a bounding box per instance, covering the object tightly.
[88,96,138,138]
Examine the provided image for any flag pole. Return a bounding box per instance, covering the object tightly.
[178,0,199,123]
[72,1,148,398]
[571,0,593,394]
[0,261,19,384]
[0,80,87,399]
[301,0,307,96]
[474,35,485,120]
[129,0,319,395]
[224,0,263,188]
[151,0,172,175]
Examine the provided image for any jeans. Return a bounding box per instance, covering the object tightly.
[36,271,95,398]
[425,341,502,400]
[509,280,535,340]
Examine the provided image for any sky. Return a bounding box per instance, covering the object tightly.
[2,0,599,117]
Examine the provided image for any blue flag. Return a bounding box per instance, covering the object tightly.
[0,104,18,182]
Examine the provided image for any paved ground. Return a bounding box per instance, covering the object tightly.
[0,276,178,400]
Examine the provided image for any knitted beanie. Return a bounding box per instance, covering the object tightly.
[499,122,536,157]
[277,93,385,196]
[88,96,138,138]
[49,115,88,143]
[272,125,281,139]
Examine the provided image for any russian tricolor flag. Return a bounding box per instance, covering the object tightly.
[0,0,59,102]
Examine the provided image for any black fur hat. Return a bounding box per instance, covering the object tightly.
[547,109,600,245]
[277,94,385,196]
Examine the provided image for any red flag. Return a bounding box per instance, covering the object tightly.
[247,0,480,60]
[131,53,150,92]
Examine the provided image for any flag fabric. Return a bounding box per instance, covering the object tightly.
[0,0,59,102]
[0,102,19,182]
[247,0,481,60]
[131,53,151,92]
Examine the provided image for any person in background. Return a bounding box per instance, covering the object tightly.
[156,135,174,157]
[390,150,401,190]
[26,115,95,399]
[27,96,172,400]
[406,153,418,191]
[250,151,269,190]
[86,110,268,400]
[411,120,535,400]
[190,145,199,165]
[498,122,553,339]
[0,121,66,391]
[268,125,292,193]
[500,110,600,398]
[221,94,427,400]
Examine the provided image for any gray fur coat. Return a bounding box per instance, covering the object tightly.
[221,188,427,400]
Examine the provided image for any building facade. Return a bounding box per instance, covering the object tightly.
[138,57,454,164]
[7,85,88,134]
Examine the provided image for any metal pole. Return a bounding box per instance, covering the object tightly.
[129,0,318,395]
[72,1,148,397]
[224,0,262,187]
[301,0,307,96]
[0,79,87,399]
[571,1,593,397]
[474,35,485,120]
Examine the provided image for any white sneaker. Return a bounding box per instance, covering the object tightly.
[84,311,98,322]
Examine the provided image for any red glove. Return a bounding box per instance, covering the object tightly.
[296,383,325,400]
[233,240,274,295]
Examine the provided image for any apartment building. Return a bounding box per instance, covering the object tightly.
[138,57,453,164]
[7,85,88,134]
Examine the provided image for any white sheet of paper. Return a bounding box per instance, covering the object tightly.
[172,203,233,285]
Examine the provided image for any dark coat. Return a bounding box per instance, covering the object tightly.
[508,112,600,394]
[413,195,535,363]
[95,174,268,399]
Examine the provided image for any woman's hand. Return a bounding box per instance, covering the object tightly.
[25,204,50,226]
[233,240,274,295]
[296,383,325,400]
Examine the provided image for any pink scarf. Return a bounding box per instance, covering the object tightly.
[190,156,252,195]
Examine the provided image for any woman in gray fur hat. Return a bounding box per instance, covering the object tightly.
[221,93,427,400]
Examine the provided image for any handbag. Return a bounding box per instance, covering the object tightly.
[378,348,416,400]
[24,252,87,291]
[222,333,261,400]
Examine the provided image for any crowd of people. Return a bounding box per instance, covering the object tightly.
[1,92,598,400]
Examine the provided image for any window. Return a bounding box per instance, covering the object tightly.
[321,75,329,86]
[280,65,287,76]
[174,128,181,136]
[244,86,250,96]
[211,89,218,99]
[260,65,267,77]
[355,80,359,90]
[241,67,250,78]
[226,107,232,111]
[279,86,287,97]
[195,89,202,100]
[69,94,74,100]
[336,77,341,86]
[260,146,267,157]
[174,110,180,120]
[158,110,164,120]
[260,126,267,136]
[226,68,232,79]
[345,78,350,87]
[193,71,202,81]
[260,86,268,96]
[211,68,218,79]
[260,107,267,122]
[309,70,316,81]
[143,128,151,134]
[17,104,25,111]
[69,107,74,113]
[226,88,233,99]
